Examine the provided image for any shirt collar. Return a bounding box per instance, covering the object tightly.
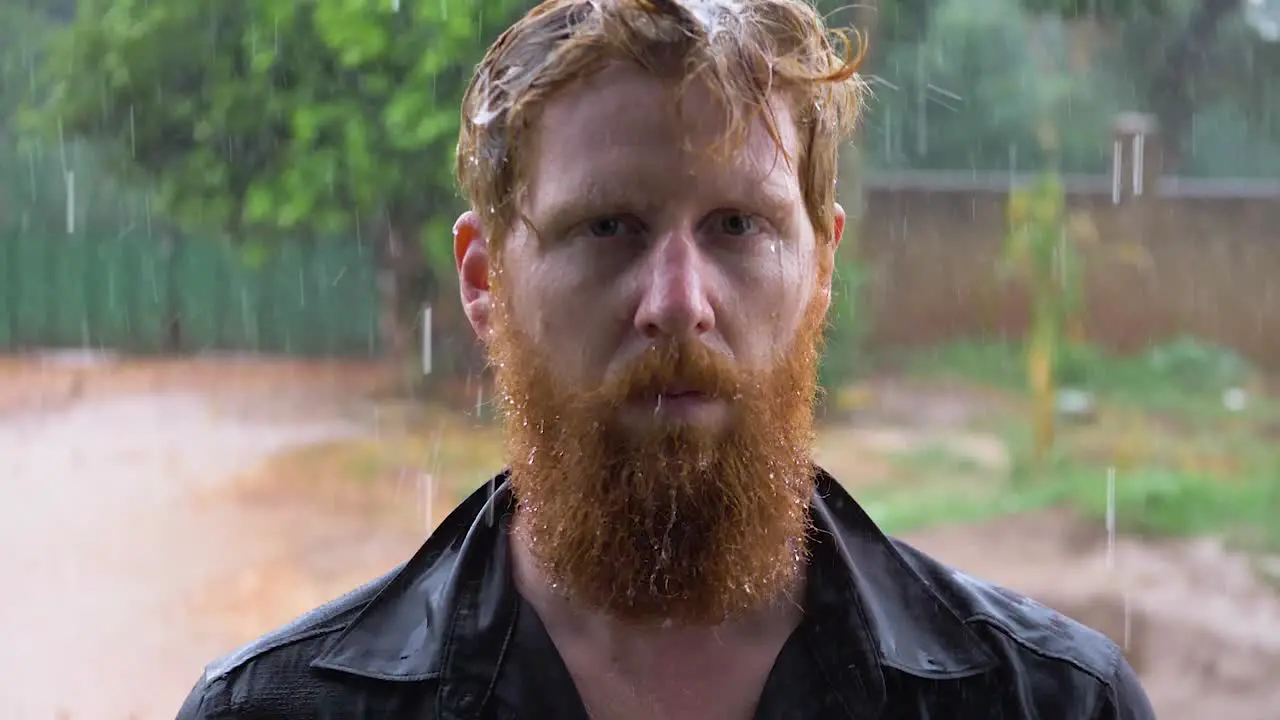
[801,468,998,716]
[311,468,997,715]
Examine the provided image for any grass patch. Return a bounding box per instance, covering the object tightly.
[859,471,1067,534]
[906,337,1269,425]
[904,339,1028,393]
[899,337,1280,550]
[861,381,1280,553]
[1011,410,1280,552]
[865,436,1280,553]
[890,442,990,478]
[1059,463,1279,549]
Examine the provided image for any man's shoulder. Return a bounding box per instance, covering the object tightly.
[178,566,406,718]
[179,478,515,718]
[889,536,1125,681]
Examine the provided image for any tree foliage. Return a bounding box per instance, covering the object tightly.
[848,0,1277,175]
[861,0,1124,173]
[30,0,528,377]
[34,0,525,262]
[837,0,1172,45]
[1,2,57,235]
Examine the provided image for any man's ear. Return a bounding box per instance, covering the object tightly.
[454,211,492,340]
[818,203,847,301]
[833,202,846,251]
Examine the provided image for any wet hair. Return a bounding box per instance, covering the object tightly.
[454,0,866,247]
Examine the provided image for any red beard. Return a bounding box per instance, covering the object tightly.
[489,286,829,624]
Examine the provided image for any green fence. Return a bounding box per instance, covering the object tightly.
[0,233,380,356]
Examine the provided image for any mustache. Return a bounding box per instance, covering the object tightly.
[589,341,745,404]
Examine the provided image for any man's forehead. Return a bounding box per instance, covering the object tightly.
[527,63,802,191]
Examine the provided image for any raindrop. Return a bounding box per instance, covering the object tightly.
[487,473,498,526]
[682,0,746,38]
[65,169,75,234]
[1105,466,1116,569]
[422,306,433,376]
[421,473,436,528]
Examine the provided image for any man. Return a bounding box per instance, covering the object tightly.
[178,0,1156,717]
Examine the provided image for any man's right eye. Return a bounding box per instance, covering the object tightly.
[586,217,631,238]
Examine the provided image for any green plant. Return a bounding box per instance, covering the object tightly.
[1002,171,1077,466]
[1143,336,1251,394]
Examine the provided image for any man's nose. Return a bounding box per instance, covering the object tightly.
[634,232,715,341]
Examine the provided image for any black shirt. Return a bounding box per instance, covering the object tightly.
[177,468,1158,719]
[495,595,835,719]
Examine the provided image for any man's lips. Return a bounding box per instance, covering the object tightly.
[618,388,728,425]
[659,389,706,398]
[642,390,720,409]
[624,386,716,404]
[629,388,712,402]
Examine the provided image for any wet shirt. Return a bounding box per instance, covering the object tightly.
[493,597,836,719]
[177,469,1157,719]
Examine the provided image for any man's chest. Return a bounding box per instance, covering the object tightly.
[495,604,835,720]
[562,654,775,720]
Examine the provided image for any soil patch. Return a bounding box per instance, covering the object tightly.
[901,510,1280,720]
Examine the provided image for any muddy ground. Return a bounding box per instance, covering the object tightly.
[1,357,1277,719]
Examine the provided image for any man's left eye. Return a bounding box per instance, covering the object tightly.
[717,213,756,236]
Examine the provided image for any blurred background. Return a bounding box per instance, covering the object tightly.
[1,0,1278,717]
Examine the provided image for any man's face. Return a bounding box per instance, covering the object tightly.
[455,62,844,624]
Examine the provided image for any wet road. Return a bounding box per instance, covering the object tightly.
[0,393,357,720]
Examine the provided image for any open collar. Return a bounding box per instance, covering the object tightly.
[801,468,998,716]
[311,468,997,716]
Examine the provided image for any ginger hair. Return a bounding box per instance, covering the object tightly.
[455,0,866,247]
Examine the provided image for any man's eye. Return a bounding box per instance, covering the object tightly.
[587,217,630,238]
[717,213,757,236]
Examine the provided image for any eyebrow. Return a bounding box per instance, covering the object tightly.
[531,185,654,238]
[532,163,800,234]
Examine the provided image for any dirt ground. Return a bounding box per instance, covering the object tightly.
[0,355,420,719]
[2,357,1278,719]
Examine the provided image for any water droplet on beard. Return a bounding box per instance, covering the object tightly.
[769,241,778,253]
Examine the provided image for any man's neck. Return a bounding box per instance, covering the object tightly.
[509,520,804,719]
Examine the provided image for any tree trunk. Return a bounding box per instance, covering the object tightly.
[375,219,428,395]
[374,216,486,400]
[1148,0,1243,172]
[163,229,183,352]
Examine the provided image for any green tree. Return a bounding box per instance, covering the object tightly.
[1,2,54,235]
[844,0,1272,175]
[861,0,1122,174]
[33,0,527,381]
